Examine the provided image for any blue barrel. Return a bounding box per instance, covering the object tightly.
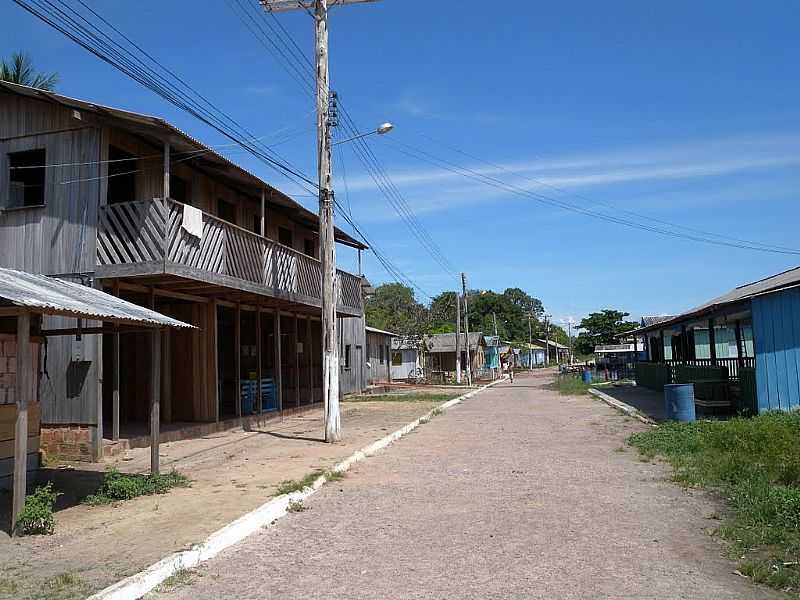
[582,369,593,384]
[664,383,696,422]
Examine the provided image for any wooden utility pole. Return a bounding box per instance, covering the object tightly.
[455,292,462,384]
[262,0,378,442]
[528,314,533,371]
[544,315,550,367]
[462,273,472,386]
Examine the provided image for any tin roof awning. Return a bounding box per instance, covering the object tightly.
[0,268,193,329]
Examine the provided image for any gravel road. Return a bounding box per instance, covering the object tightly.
[150,372,782,599]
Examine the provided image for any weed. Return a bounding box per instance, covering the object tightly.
[547,376,591,396]
[325,469,345,482]
[83,468,190,505]
[419,416,430,424]
[614,446,626,453]
[431,407,444,417]
[156,569,195,593]
[0,576,18,594]
[275,469,324,495]
[26,572,88,600]
[629,412,800,595]
[287,499,307,513]
[15,483,59,536]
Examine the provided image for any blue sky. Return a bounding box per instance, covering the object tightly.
[3,0,799,327]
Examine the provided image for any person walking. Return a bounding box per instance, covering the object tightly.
[503,354,514,383]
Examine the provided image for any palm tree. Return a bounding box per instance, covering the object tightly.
[0,52,58,91]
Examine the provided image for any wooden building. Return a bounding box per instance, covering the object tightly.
[365,326,394,386]
[424,332,485,381]
[632,266,800,414]
[391,337,422,381]
[0,81,366,460]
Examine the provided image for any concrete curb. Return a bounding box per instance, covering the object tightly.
[588,388,658,427]
[87,378,506,600]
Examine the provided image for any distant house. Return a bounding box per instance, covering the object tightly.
[632,266,800,413]
[365,326,395,386]
[594,336,647,368]
[424,332,486,380]
[537,339,570,364]
[391,337,422,381]
[518,342,547,368]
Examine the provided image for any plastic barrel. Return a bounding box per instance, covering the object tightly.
[582,369,593,384]
[664,383,696,422]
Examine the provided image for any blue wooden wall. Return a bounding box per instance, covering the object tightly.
[752,288,800,412]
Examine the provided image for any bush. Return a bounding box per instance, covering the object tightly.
[15,482,59,535]
[83,468,190,505]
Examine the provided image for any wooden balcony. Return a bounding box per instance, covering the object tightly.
[95,198,363,316]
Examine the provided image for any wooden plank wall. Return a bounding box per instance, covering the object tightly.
[339,315,366,395]
[753,288,800,412]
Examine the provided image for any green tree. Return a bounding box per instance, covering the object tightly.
[0,53,58,90]
[574,309,638,355]
[364,283,427,338]
[429,291,458,332]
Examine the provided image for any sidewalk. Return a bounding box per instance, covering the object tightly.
[0,397,446,599]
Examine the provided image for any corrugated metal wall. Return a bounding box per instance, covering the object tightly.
[752,288,800,412]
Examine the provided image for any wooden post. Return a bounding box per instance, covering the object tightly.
[163,329,172,424]
[681,324,689,362]
[708,318,717,366]
[256,306,262,414]
[306,316,313,405]
[150,328,161,475]
[462,273,472,385]
[235,303,242,418]
[112,281,120,441]
[274,311,282,412]
[260,188,266,237]
[11,311,31,535]
[455,293,461,383]
[660,329,666,362]
[735,319,744,365]
[163,142,170,200]
[294,314,300,408]
[213,299,219,423]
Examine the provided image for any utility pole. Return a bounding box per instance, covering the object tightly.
[462,273,472,386]
[528,314,533,371]
[261,0,379,443]
[492,312,498,379]
[455,292,462,384]
[544,315,551,367]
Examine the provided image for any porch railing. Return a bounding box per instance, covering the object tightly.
[96,198,363,313]
[634,357,756,392]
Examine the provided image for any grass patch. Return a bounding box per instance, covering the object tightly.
[0,575,19,595]
[15,482,59,536]
[25,572,88,600]
[155,569,195,593]
[431,407,444,417]
[275,468,344,496]
[345,392,459,403]
[628,412,800,596]
[547,376,591,396]
[287,499,307,513]
[83,468,190,506]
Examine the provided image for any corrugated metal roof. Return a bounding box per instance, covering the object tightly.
[641,315,675,327]
[425,332,485,353]
[0,81,366,250]
[537,338,568,349]
[365,325,397,337]
[0,269,193,329]
[635,266,800,334]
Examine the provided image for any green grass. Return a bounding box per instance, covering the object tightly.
[548,376,591,396]
[275,468,345,496]
[155,569,195,593]
[628,412,800,597]
[83,468,190,506]
[25,572,88,600]
[344,392,459,403]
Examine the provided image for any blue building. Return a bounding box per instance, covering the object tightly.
[633,267,800,413]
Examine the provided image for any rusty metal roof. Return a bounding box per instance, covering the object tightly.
[0,268,193,329]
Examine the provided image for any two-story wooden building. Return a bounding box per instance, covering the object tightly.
[0,81,367,460]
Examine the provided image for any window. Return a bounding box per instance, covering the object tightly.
[392,351,403,366]
[217,199,236,224]
[278,227,293,247]
[366,344,370,363]
[8,148,46,208]
[304,238,315,257]
[170,175,189,204]
[379,344,384,364]
[344,344,351,369]
[107,146,137,204]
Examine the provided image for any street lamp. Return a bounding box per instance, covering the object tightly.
[333,122,395,146]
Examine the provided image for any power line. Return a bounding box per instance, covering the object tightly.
[385,138,800,257]
[414,132,800,255]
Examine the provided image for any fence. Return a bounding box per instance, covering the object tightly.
[634,362,672,391]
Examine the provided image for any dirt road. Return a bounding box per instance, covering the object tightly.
[150,372,781,599]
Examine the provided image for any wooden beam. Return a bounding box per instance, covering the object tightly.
[150,329,161,475]
[213,300,220,423]
[256,306,263,415]
[306,315,313,405]
[11,312,31,535]
[294,314,300,408]
[235,303,242,418]
[708,318,717,366]
[113,281,120,441]
[274,311,282,412]
[260,188,266,238]
[163,329,172,424]
[116,281,210,304]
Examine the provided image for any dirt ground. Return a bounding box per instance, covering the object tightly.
[0,397,449,599]
[149,370,784,600]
